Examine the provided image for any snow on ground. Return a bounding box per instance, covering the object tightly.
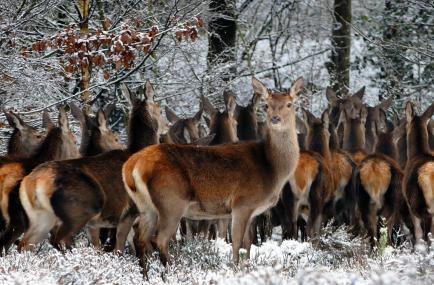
[0,226,433,284]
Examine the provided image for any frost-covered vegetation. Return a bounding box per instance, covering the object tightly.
[1,1,434,284]
[0,226,433,284]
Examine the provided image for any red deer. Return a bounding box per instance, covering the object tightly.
[69,103,123,250]
[3,111,45,156]
[356,109,406,246]
[303,109,356,227]
[17,82,164,254]
[326,86,365,147]
[0,107,79,253]
[338,106,368,165]
[364,97,393,154]
[122,76,303,265]
[402,102,434,243]
[183,91,239,241]
[69,103,121,157]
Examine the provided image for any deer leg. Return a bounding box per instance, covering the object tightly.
[242,217,255,258]
[412,215,423,242]
[114,215,134,253]
[87,227,102,249]
[154,210,183,267]
[19,212,56,252]
[217,218,230,241]
[231,208,253,264]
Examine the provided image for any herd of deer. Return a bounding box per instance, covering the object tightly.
[0,77,433,271]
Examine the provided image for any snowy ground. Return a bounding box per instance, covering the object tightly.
[0,226,433,285]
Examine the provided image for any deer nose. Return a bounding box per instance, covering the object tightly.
[271,116,281,124]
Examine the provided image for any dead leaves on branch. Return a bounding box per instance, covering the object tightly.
[27,18,203,82]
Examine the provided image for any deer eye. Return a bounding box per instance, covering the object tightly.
[264,104,268,110]
[287,103,292,108]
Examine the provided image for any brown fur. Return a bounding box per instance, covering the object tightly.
[123,77,303,266]
[0,108,79,253]
[402,101,434,242]
[18,82,162,254]
[4,111,45,157]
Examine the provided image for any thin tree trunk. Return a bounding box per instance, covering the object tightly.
[327,0,352,97]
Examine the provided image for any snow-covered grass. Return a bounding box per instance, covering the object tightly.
[0,226,433,284]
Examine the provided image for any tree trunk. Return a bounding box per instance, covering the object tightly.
[327,0,352,97]
[78,0,91,102]
[207,0,237,83]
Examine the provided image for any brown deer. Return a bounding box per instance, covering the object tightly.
[303,109,356,228]
[17,82,164,254]
[338,106,368,165]
[162,105,203,144]
[364,97,393,154]
[402,101,434,243]
[0,107,79,253]
[182,91,239,241]
[326,86,365,147]
[122,76,303,265]
[3,111,45,156]
[355,109,405,246]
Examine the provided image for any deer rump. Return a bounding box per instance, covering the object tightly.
[18,150,133,250]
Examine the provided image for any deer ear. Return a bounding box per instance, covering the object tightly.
[252,77,269,98]
[405,101,415,123]
[69,103,85,125]
[422,102,434,122]
[201,95,216,116]
[165,106,179,124]
[251,92,262,111]
[225,93,237,118]
[325,87,338,103]
[290,77,304,98]
[5,111,25,130]
[193,106,203,123]
[302,109,315,127]
[321,109,330,130]
[97,109,109,131]
[58,106,69,131]
[297,114,308,135]
[144,80,154,104]
[378,109,387,130]
[352,86,365,100]
[42,111,55,130]
[337,109,347,131]
[121,84,136,106]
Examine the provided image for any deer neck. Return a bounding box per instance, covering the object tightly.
[407,126,431,158]
[266,123,299,180]
[127,105,159,154]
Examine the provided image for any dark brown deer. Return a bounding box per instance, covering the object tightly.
[326,86,365,147]
[364,97,393,154]
[162,106,202,144]
[402,101,434,243]
[356,109,405,246]
[18,82,164,254]
[122,77,303,265]
[338,106,368,165]
[69,103,121,157]
[3,111,45,156]
[0,107,79,253]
